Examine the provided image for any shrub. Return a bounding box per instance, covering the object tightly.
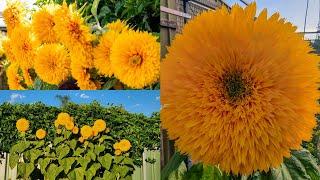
[9,114,135,179]
[0,101,160,166]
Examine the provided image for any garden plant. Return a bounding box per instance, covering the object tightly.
[0,101,160,179]
[0,0,160,90]
[161,3,320,179]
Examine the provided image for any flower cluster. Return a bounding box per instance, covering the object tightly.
[15,112,132,156]
[3,1,160,90]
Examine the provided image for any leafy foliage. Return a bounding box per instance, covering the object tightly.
[0,101,160,166]
[163,150,320,180]
[9,124,135,179]
[35,0,160,32]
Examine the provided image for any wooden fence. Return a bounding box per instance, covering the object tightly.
[0,150,160,180]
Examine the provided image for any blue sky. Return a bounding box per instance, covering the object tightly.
[224,0,319,39]
[0,91,160,116]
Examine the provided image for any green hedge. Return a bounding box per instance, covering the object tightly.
[0,101,160,166]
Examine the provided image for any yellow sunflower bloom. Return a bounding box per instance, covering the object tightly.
[16,118,29,132]
[56,112,71,126]
[93,119,106,133]
[110,30,160,89]
[2,38,17,63]
[10,24,39,69]
[115,149,122,156]
[161,3,319,175]
[3,0,26,35]
[6,63,24,90]
[79,136,84,143]
[106,19,129,33]
[118,139,131,152]
[72,126,79,134]
[34,44,70,85]
[65,121,75,131]
[36,129,46,140]
[94,31,119,77]
[22,68,33,87]
[113,142,120,150]
[92,127,99,136]
[53,2,93,49]
[32,4,59,43]
[80,125,93,140]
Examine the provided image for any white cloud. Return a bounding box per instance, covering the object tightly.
[8,93,26,103]
[80,93,89,99]
[132,103,141,107]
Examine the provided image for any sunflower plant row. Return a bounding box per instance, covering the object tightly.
[10,112,134,180]
[1,0,160,90]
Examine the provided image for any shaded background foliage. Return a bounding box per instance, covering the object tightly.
[0,101,160,166]
[35,0,160,32]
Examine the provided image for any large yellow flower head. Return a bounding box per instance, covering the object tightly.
[34,44,70,85]
[3,0,26,35]
[10,24,39,69]
[32,4,59,43]
[111,30,160,89]
[80,125,93,140]
[93,119,107,133]
[94,30,119,77]
[16,118,29,132]
[55,112,72,127]
[2,38,17,63]
[36,129,47,140]
[6,63,24,90]
[54,2,93,49]
[161,3,319,175]
[106,20,129,33]
[118,139,131,152]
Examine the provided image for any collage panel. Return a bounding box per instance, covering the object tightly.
[160,0,320,180]
[0,0,160,90]
[0,90,160,179]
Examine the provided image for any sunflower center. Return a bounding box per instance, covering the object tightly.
[68,21,81,39]
[222,71,251,102]
[129,55,142,66]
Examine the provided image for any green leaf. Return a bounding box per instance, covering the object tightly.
[112,165,130,177]
[56,145,70,159]
[114,155,124,164]
[69,139,77,150]
[292,149,320,179]
[201,165,223,180]
[46,164,63,180]
[59,157,76,174]
[98,153,113,170]
[122,157,134,166]
[18,163,35,179]
[87,150,97,161]
[161,152,188,180]
[33,77,58,90]
[102,78,118,90]
[94,145,105,155]
[284,155,309,179]
[85,163,101,180]
[103,171,116,180]
[91,0,101,24]
[74,147,85,156]
[54,137,64,146]
[38,158,51,174]
[78,156,91,169]
[68,167,85,180]
[9,153,19,169]
[99,135,113,143]
[10,141,31,154]
[168,161,187,180]
[30,149,42,163]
